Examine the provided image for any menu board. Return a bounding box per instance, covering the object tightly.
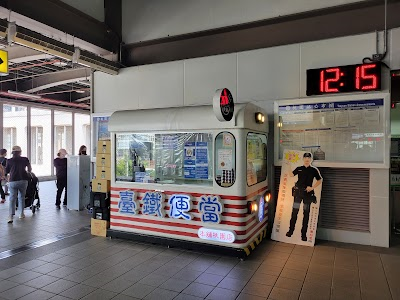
[277,99,385,163]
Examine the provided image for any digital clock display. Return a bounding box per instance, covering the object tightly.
[307,63,381,96]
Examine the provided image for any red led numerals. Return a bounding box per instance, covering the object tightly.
[320,68,340,93]
[356,64,377,90]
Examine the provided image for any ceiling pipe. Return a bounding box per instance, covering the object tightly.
[0,91,89,110]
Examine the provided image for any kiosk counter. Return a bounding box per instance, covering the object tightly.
[106,103,271,257]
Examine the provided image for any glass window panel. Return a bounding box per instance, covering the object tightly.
[247,133,267,186]
[3,104,27,155]
[31,108,51,176]
[116,132,213,186]
[54,111,72,156]
[74,113,90,155]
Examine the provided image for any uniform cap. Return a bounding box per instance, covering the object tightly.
[303,152,312,158]
[12,145,21,152]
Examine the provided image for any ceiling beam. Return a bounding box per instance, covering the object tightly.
[18,67,90,93]
[0,0,119,53]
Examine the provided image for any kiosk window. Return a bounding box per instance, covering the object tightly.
[115,132,213,186]
[214,132,236,187]
[247,133,267,186]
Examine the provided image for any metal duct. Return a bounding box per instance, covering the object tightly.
[7,20,119,75]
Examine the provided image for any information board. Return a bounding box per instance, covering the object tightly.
[277,98,385,163]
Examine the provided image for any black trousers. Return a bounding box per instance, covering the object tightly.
[0,183,5,199]
[288,196,311,237]
[56,177,67,205]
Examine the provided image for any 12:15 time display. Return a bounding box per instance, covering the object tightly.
[306,63,381,96]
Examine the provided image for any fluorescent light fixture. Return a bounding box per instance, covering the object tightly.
[7,90,42,99]
[52,61,68,67]
[75,90,86,94]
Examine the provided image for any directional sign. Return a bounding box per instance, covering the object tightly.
[0,50,8,74]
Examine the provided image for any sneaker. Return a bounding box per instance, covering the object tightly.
[7,216,13,223]
[19,214,25,219]
[286,231,293,237]
[301,235,307,241]
[63,203,67,207]
[1,199,5,203]
[56,205,61,209]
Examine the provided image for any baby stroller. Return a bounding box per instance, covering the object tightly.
[16,172,40,213]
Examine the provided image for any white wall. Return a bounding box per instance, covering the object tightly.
[94,31,386,115]
[61,0,104,22]
[122,0,368,43]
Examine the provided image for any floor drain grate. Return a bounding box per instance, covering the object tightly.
[0,226,90,260]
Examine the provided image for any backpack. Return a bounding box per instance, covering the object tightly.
[0,158,6,180]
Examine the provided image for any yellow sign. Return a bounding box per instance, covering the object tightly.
[0,50,8,74]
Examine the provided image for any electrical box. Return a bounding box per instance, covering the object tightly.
[67,155,91,211]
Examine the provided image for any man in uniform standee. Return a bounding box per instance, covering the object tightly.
[286,152,322,241]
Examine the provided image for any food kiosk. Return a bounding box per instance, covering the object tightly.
[106,102,271,257]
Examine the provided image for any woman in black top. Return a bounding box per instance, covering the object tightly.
[6,146,31,223]
[0,148,7,203]
[78,145,87,155]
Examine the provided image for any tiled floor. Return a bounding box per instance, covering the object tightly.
[0,181,91,252]
[0,181,400,299]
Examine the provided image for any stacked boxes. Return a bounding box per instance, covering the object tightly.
[91,140,111,237]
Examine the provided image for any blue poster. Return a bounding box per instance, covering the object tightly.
[184,142,208,179]
[195,142,208,179]
[184,142,196,179]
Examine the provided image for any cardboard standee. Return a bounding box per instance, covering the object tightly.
[271,150,323,247]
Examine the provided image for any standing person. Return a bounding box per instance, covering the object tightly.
[0,149,7,203]
[78,145,87,155]
[286,152,322,241]
[6,146,31,223]
[54,149,67,209]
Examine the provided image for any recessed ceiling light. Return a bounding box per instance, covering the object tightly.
[53,61,68,67]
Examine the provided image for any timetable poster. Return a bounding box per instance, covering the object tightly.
[271,150,323,247]
[278,99,384,162]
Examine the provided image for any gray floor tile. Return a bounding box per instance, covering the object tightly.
[242,282,273,298]
[111,295,141,300]
[41,279,78,294]
[102,277,136,293]
[0,280,18,293]
[7,270,42,284]
[236,292,266,300]
[48,296,71,300]
[173,269,203,281]
[173,294,203,300]
[137,273,169,287]
[121,283,156,299]
[59,284,96,299]
[195,273,224,286]
[143,288,178,300]
[268,287,299,300]
[25,274,59,288]
[159,278,192,293]
[17,260,48,270]
[17,290,55,300]
[47,265,78,278]
[34,263,63,274]
[1,285,36,300]
[0,267,26,279]
[80,289,118,300]
[217,277,248,292]
[182,282,214,298]
[206,287,240,300]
